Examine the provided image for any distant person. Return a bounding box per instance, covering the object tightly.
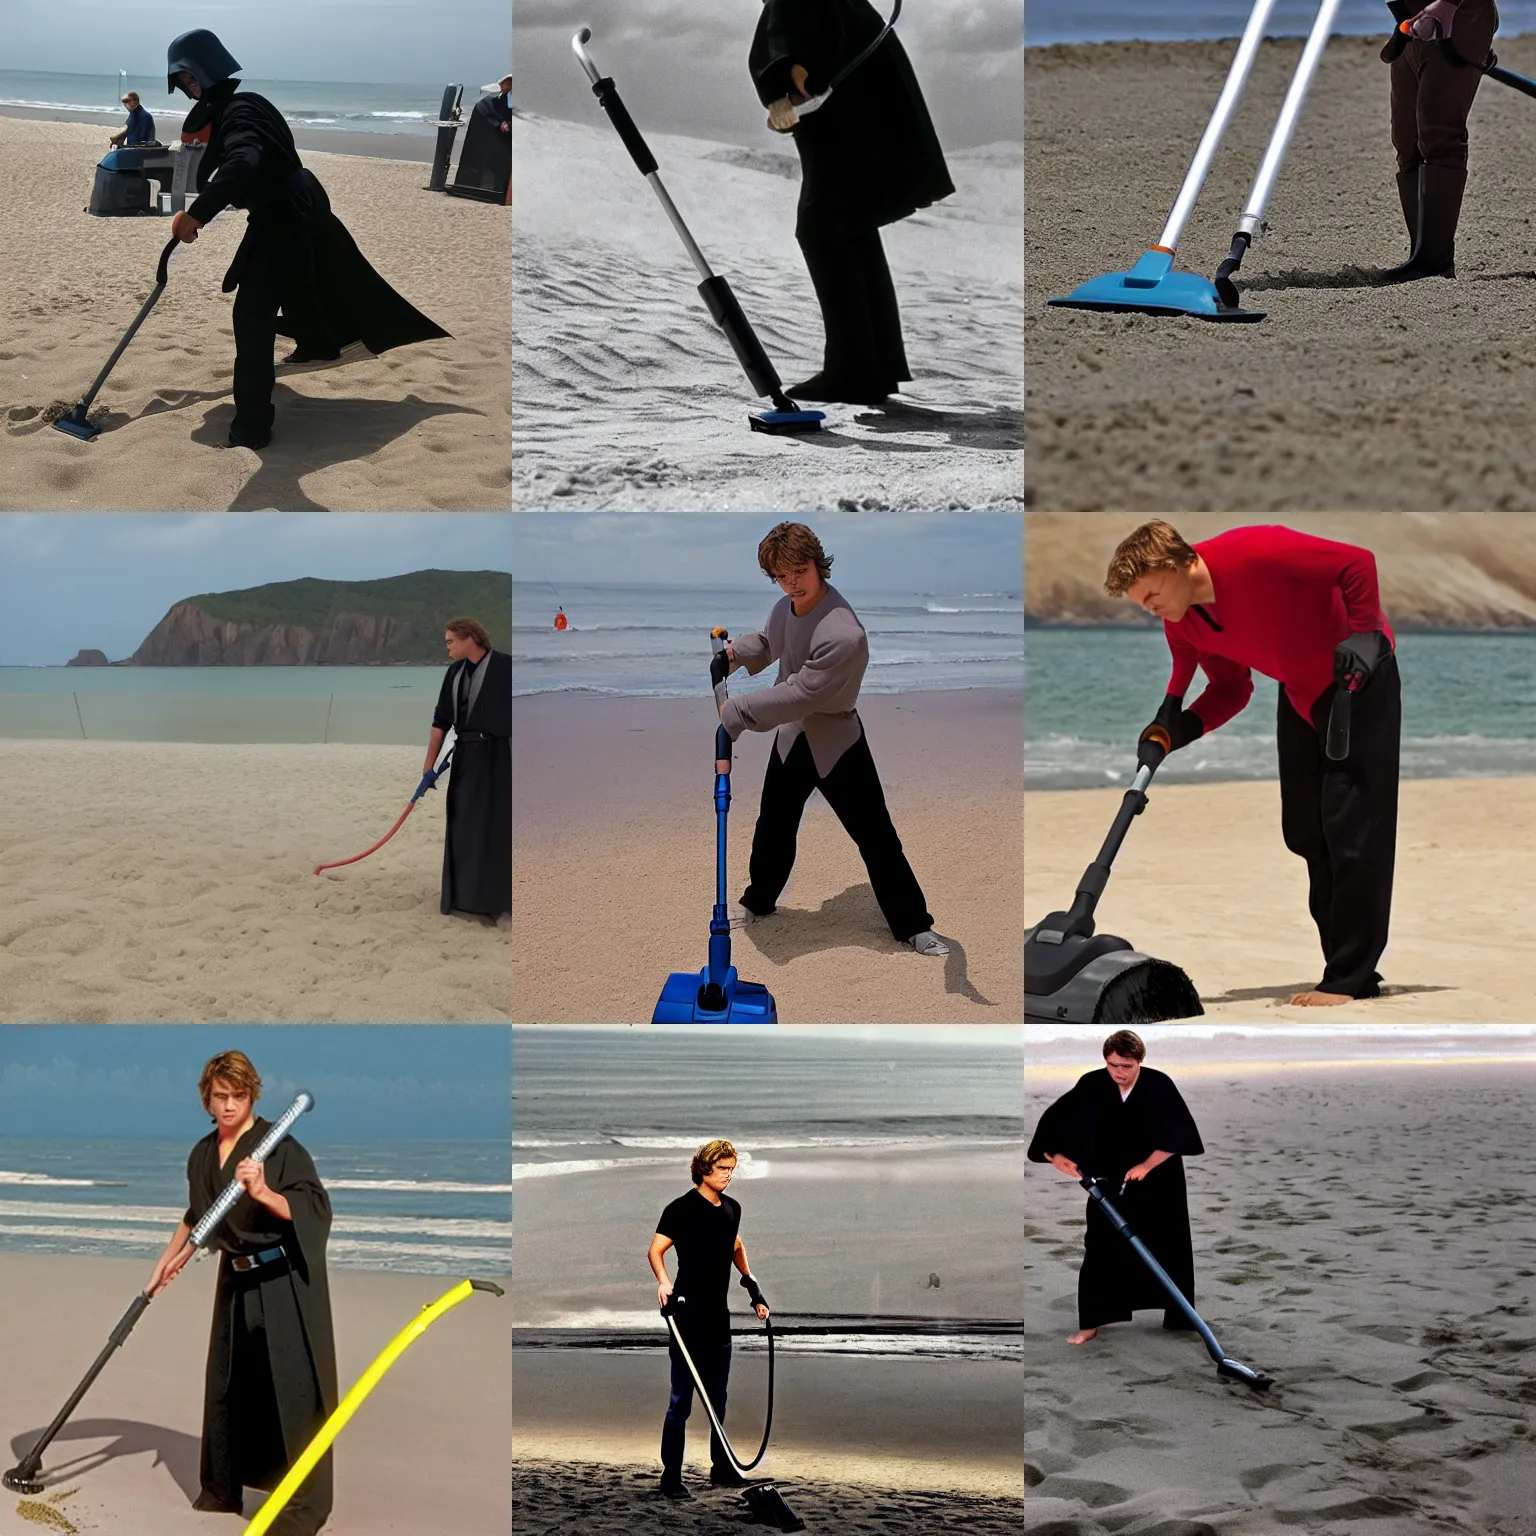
[1027,1031,1204,1346]
[428,618,510,923]
[109,90,157,147]
[147,1050,337,1533]
[165,27,450,450]
[1106,520,1400,1006]
[721,521,948,958]
[749,0,953,405]
[647,1140,771,1500]
[495,74,512,133]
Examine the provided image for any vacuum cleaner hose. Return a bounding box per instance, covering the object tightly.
[662,1294,775,1474]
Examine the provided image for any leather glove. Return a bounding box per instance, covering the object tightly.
[171,210,202,244]
[740,1273,768,1310]
[1137,693,1204,768]
[1406,0,1459,39]
[1334,630,1392,688]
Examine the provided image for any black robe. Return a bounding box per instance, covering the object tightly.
[749,0,954,238]
[433,648,511,917]
[185,83,450,356]
[185,1122,338,1535]
[450,92,512,200]
[1028,1068,1204,1332]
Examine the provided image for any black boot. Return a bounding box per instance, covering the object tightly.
[1375,164,1466,284]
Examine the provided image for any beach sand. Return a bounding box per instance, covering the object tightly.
[1025,775,1536,1021]
[0,1251,508,1535]
[1027,34,1536,510]
[0,741,509,1023]
[1025,1047,1536,1532]
[0,115,509,512]
[512,113,1022,512]
[511,690,1023,1023]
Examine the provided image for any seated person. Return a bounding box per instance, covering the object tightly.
[109,92,157,148]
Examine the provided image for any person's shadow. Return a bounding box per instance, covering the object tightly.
[851,401,1023,452]
[1204,981,1459,1005]
[7,1416,203,1502]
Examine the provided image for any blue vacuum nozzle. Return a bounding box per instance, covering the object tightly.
[51,407,100,441]
[653,968,778,1022]
[1048,248,1265,322]
[750,408,825,435]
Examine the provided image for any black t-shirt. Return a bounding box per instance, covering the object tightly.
[657,1188,741,1320]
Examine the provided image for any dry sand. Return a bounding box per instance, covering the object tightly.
[1027,34,1536,510]
[0,741,509,1022]
[0,1252,508,1536]
[512,113,1022,511]
[1025,775,1536,1021]
[0,115,509,512]
[511,690,1023,1023]
[1025,1044,1536,1532]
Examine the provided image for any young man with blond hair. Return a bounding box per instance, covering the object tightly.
[647,1140,771,1499]
[1105,521,1401,1007]
[720,521,947,957]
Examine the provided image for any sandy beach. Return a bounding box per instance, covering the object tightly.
[511,690,1023,1023]
[1027,33,1536,510]
[0,741,509,1022]
[0,1252,508,1536]
[0,115,509,512]
[512,113,1022,512]
[1025,1043,1536,1531]
[1025,775,1536,1021]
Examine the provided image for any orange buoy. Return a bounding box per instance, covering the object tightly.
[553,609,568,631]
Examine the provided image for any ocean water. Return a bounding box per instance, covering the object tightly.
[0,1137,510,1277]
[0,665,446,744]
[511,582,1023,699]
[1027,0,1536,45]
[0,70,498,136]
[1026,628,1536,788]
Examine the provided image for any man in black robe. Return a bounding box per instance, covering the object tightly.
[429,617,510,920]
[148,1050,337,1535]
[1027,1030,1204,1344]
[165,29,450,449]
[749,0,954,405]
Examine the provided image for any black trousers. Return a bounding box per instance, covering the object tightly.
[797,215,910,389]
[741,728,934,942]
[660,1328,731,1477]
[1276,656,1401,997]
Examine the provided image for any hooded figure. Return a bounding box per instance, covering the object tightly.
[167,29,450,449]
[749,0,953,406]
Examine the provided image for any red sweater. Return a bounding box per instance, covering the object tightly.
[1164,526,1395,732]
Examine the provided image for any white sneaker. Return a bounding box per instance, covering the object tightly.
[908,931,949,957]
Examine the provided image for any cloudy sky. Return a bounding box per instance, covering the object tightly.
[0,514,510,666]
[517,0,1021,149]
[6,0,509,83]
[0,1024,510,1140]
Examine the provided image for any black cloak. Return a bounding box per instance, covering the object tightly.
[185,82,450,356]
[449,92,512,200]
[1028,1067,1204,1332]
[185,1120,337,1535]
[433,648,511,917]
[749,0,954,238]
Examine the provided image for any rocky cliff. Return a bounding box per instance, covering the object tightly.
[1026,513,1536,628]
[133,604,416,666]
[66,649,109,667]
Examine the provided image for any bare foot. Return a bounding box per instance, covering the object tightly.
[1290,989,1352,1006]
[1067,1328,1098,1345]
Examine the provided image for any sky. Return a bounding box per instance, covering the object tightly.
[0,1024,511,1141]
[510,512,1021,591]
[3,0,510,84]
[0,514,511,666]
[516,0,1022,150]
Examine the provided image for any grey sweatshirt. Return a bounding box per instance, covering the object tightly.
[719,585,868,775]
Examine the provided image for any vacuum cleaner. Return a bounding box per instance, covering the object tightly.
[654,629,777,1022]
[570,27,825,437]
[663,1283,804,1531]
[4,1093,314,1494]
[313,744,453,875]
[1025,726,1203,1024]
[1081,1174,1272,1390]
[52,232,184,442]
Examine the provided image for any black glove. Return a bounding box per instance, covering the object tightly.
[740,1273,767,1310]
[1334,630,1391,689]
[1137,693,1204,768]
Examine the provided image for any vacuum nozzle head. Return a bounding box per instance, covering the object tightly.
[1217,1358,1273,1391]
[3,1465,45,1495]
[576,26,592,43]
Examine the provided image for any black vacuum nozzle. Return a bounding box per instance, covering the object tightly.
[743,1482,806,1532]
[3,1462,46,1494]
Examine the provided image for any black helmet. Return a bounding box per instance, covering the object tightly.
[167,29,242,95]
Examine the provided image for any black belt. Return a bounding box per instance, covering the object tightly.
[228,1245,286,1273]
[456,730,498,741]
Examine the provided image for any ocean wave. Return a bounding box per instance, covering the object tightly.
[0,1170,112,1188]
[326,1178,512,1194]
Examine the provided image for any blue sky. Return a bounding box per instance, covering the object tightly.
[0,514,511,666]
[0,1025,510,1140]
[5,1,510,84]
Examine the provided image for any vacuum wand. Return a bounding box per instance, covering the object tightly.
[3,1092,314,1494]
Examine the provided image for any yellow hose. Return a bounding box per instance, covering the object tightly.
[242,1277,502,1536]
